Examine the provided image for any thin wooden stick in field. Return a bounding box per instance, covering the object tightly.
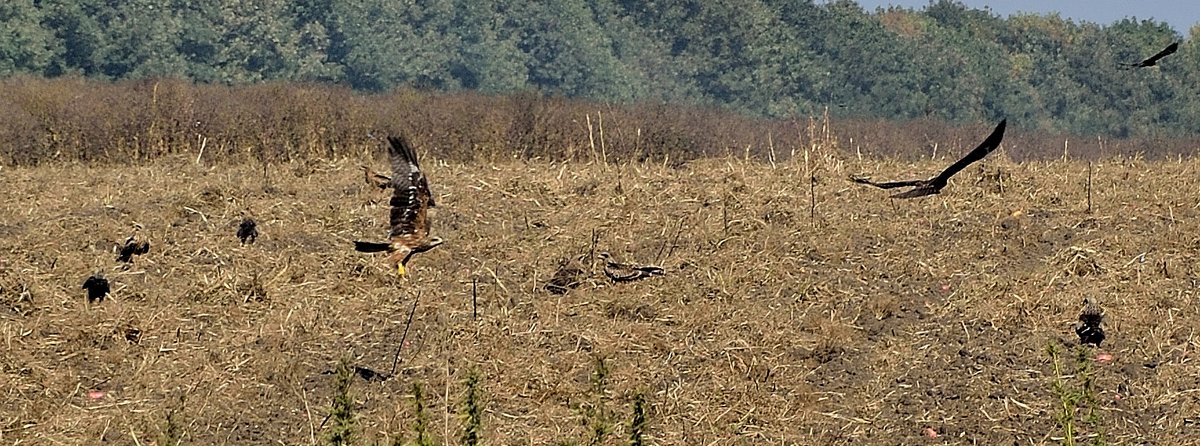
[804,146,816,226]
[767,132,777,169]
[810,173,817,226]
[1087,161,1093,214]
[598,111,607,166]
[586,114,596,164]
[195,136,208,164]
[657,218,686,262]
[390,291,421,376]
[471,277,478,320]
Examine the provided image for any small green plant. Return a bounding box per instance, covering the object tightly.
[161,408,184,445]
[629,392,648,446]
[1047,343,1105,446]
[328,357,356,446]
[411,383,436,446]
[580,357,615,446]
[461,369,483,446]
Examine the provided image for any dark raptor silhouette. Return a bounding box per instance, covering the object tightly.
[1075,298,1105,347]
[851,119,1007,199]
[237,217,258,245]
[82,273,110,303]
[1122,41,1179,69]
[116,235,150,263]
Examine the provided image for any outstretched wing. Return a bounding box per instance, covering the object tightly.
[1143,41,1179,65]
[387,134,434,242]
[928,119,1007,187]
[850,176,925,190]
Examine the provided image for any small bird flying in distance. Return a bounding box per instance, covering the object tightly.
[598,252,665,283]
[237,217,258,245]
[353,134,443,277]
[82,273,110,303]
[116,235,150,263]
[1121,41,1179,69]
[851,119,1007,199]
[362,165,393,190]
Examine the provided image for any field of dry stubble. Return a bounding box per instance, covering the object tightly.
[3,146,1200,445]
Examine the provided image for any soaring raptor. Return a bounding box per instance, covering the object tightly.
[1121,41,1179,69]
[353,134,443,276]
[851,119,1007,199]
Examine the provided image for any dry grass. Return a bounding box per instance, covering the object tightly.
[3,146,1200,445]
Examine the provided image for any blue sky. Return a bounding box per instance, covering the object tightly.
[849,1,1196,35]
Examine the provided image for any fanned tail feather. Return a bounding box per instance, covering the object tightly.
[636,266,666,276]
[354,241,391,253]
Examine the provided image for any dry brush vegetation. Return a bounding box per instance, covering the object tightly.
[3,81,1200,444]
[5,140,1200,444]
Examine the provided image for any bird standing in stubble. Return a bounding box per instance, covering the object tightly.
[598,252,665,283]
[116,235,150,263]
[82,273,110,303]
[362,165,393,190]
[353,134,443,277]
[237,217,258,245]
[1075,299,1105,347]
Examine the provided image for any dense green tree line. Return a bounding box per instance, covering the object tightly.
[0,0,1193,138]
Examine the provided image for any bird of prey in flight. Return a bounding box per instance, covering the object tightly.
[354,134,443,277]
[1121,41,1179,68]
[851,119,1007,199]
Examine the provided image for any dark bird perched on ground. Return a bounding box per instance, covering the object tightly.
[1121,41,1179,69]
[237,217,258,245]
[353,366,390,382]
[545,254,588,294]
[116,235,150,263]
[598,252,665,283]
[354,134,443,277]
[851,119,1007,199]
[1075,298,1105,347]
[82,273,110,303]
[362,165,393,190]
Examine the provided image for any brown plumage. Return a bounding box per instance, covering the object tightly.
[1122,41,1179,69]
[598,252,665,283]
[116,235,150,263]
[851,119,1007,199]
[545,254,587,294]
[362,165,393,190]
[1075,298,1105,347]
[353,134,443,276]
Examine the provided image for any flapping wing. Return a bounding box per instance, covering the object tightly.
[1144,41,1179,65]
[890,185,940,199]
[850,176,925,190]
[929,119,1007,186]
[387,134,434,241]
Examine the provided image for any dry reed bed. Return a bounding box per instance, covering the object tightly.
[2,152,1200,444]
